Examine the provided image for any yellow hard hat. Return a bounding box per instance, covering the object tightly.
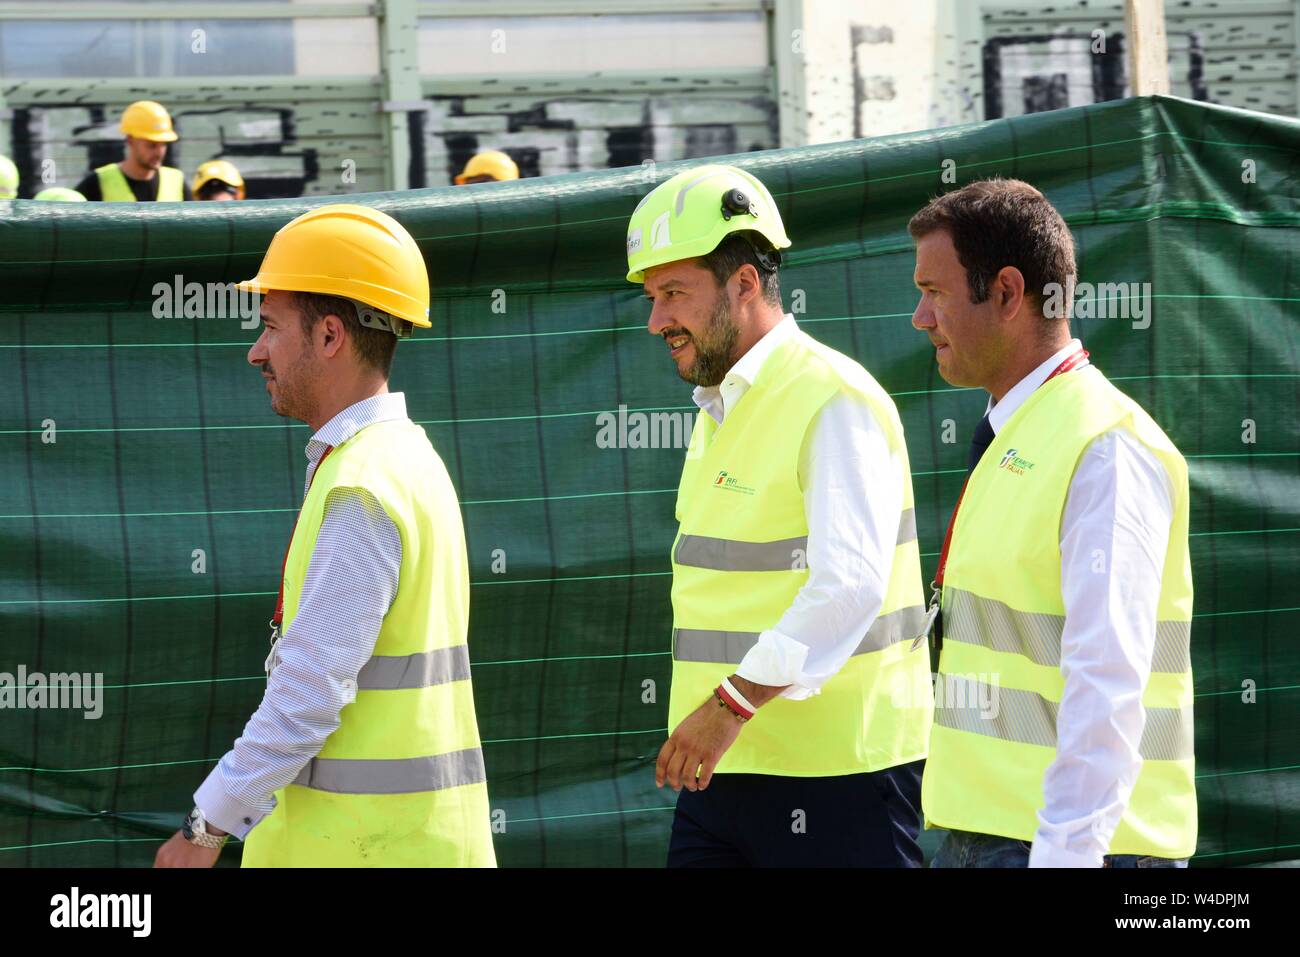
[121,100,178,142]
[0,155,18,199]
[34,187,86,202]
[454,150,519,184]
[237,204,431,329]
[193,159,245,199]
[626,164,789,283]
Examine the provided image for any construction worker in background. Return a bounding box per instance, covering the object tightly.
[154,204,495,868]
[454,149,518,185]
[0,155,18,199]
[193,159,246,201]
[909,179,1195,868]
[627,165,933,867]
[75,100,191,202]
[33,187,86,202]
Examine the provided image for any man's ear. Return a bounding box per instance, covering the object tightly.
[318,313,348,359]
[994,265,1027,320]
[731,262,763,307]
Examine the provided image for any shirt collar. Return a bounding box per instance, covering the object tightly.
[986,339,1085,434]
[691,313,798,410]
[306,392,408,464]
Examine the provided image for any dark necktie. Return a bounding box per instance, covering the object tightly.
[967,412,995,475]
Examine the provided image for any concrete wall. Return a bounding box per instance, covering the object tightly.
[793,0,1297,143]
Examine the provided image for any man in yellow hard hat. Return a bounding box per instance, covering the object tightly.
[75,100,191,202]
[627,165,933,866]
[193,159,245,201]
[454,149,519,185]
[154,204,495,868]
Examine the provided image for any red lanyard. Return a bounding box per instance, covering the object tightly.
[271,444,334,630]
[934,348,1088,588]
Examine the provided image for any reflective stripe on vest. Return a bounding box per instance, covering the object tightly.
[674,604,927,664]
[674,507,918,571]
[355,645,472,690]
[668,327,932,776]
[944,586,1191,674]
[922,364,1196,859]
[293,747,487,795]
[95,163,184,202]
[932,675,1194,761]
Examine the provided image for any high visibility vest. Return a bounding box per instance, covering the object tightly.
[669,329,932,776]
[95,163,183,201]
[241,419,496,867]
[922,365,1196,858]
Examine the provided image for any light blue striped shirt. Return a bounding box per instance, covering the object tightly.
[194,393,406,839]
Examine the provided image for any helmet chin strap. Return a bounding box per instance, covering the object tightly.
[351,299,413,338]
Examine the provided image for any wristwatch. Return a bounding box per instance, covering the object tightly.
[181,807,228,850]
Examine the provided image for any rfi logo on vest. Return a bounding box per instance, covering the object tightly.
[712,470,755,495]
[998,448,1036,476]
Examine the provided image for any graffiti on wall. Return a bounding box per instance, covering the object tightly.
[414,89,778,187]
[978,0,1295,120]
[982,32,1206,119]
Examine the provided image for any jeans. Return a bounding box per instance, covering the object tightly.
[929,828,1190,868]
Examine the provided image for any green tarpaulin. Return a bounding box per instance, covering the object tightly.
[1,95,1297,867]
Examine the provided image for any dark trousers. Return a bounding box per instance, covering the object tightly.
[667,759,925,867]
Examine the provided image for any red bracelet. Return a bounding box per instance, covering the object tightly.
[715,683,754,721]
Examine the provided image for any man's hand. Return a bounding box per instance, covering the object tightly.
[656,695,745,792]
[153,830,223,868]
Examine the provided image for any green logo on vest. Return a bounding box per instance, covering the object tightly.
[997,448,1036,475]
[712,469,755,495]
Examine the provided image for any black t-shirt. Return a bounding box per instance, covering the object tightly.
[75,167,193,202]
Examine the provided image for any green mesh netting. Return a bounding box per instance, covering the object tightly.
[1,95,1297,867]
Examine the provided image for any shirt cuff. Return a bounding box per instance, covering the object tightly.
[734,628,820,701]
[194,766,270,840]
[1028,835,1104,868]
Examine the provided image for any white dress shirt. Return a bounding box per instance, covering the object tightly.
[690,315,905,701]
[980,341,1176,868]
[194,393,406,839]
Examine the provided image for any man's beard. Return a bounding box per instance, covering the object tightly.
[264,349,320,423]
[677,294,740,387]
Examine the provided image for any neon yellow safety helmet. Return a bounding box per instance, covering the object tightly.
[0,155,18,199]
[193,159,245,199]
[625,164,790,283]
[237,204,430,331]
[33,187,86,202]
[454,150,519,184]
[121,100,178,143]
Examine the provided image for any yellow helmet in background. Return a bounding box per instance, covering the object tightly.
[33,187,86,202]
[121,100,178,142]
[237,204,431,330]
[0,155,18,199]
[454,150,519,184]
[193,159,246,199]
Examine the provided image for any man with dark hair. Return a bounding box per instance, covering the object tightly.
[155,204,495,868]
[76,100,192,202]
[626,164,934,867]
[909,178,1196,868]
